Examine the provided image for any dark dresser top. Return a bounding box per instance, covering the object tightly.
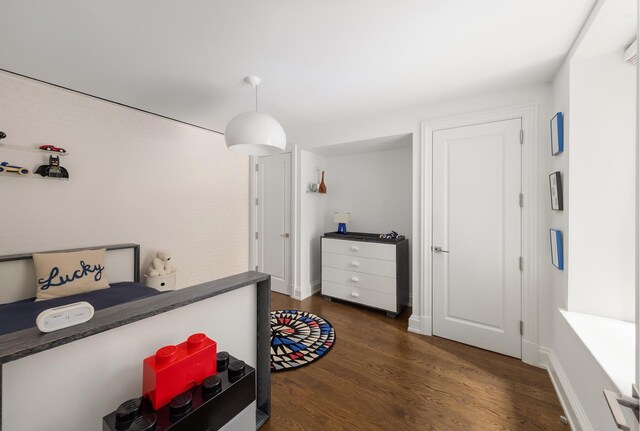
[322,231,407,244]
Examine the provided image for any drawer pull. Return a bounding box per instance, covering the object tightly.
[351,246,360,251]
[351,277,359,282]
[351,292,360,298]
[351,261,360,267]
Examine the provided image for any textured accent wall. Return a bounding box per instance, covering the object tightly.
[0,71,249,288]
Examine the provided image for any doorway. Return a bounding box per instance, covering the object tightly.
[432,118,523,358]
[256,152,292,295]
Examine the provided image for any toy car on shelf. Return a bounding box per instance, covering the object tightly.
[0,162,29,175]
[39,144,67,154]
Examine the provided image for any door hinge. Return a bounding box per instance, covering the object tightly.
[255,265,258,271]
[519,193,524,208]
[520,129,524,145]
[255,164,259,172]
[519,256,524,271]
[255,232,259,240]
[520,321,524,335]
[255,197,259,206]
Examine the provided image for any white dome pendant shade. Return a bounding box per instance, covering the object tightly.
[225,76,286,156]
[225,112,286,156]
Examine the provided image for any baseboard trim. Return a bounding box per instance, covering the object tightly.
[522,339,539,367]
[539,347,592,431]
[292,285,302,300]
[292,281,321,301]
[408,314,432,335]
[310,280,321,296]
[408,315,421,333]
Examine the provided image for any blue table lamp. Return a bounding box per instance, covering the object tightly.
[334,212,351,234]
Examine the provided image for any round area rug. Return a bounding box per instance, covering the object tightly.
[270,310,336,372]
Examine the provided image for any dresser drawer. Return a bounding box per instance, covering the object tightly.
[322,238,396,261]
[322,252,397,278]
[321,267,396,295]
[322,281,397,312]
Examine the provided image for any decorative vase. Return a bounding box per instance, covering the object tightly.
[319,171,327,194]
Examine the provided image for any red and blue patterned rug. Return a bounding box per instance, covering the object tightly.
[270,310,336,372]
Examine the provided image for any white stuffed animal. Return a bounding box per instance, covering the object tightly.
[146,250,177,277]
[157,250,177,274]
[148,257,167,277]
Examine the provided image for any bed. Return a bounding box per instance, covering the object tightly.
[0,282,160,336]
[0,243,271,431]
[0,244,160,336]
[0,243,141,302]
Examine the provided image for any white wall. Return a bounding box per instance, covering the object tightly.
[542,0,637,427]
[539,60,571,353]
[568,50,636,322]
[0,71,250,287]
[323,145,412,241]
[294,148,327,299]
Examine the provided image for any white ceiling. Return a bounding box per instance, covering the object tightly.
[574,0,637,59]
[309,134,412,157]
[0,0,596,135]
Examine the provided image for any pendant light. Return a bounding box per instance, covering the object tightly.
[225,75,286,156]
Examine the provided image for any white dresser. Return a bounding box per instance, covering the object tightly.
[321,234,409,317]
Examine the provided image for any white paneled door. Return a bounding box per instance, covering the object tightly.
[432,118,523,358]
[257,153,291,295]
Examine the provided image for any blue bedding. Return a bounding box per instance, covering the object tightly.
[0,282,160,335]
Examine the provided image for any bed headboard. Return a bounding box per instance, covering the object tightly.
[0,243,140,304]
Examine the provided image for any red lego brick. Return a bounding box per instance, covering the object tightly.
[142,333,217,410]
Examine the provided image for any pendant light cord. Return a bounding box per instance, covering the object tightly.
[255,85,258,112]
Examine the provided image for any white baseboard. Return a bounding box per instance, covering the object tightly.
[408,315,421,333]
[292,281,321,301]
[407,314,432,335]
[310,280,321,296]
[522,339,540,367]
[292,285,302,300]
[539,347,592,431]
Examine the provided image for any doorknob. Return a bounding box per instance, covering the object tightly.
[432,246,449,253]
[280,233,290,238]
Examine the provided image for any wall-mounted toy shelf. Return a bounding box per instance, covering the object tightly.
[0,174,69,181]
[0,143,70,156]
[0,131,71,181]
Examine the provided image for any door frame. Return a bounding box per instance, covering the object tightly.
[412,104,539,366]
[249,152,294,297]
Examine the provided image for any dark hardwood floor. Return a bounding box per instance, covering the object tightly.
[262,292,567,431]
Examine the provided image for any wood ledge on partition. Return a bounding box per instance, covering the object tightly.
[0,271,270,364]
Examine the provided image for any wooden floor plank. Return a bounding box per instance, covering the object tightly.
[263,293,567,431]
